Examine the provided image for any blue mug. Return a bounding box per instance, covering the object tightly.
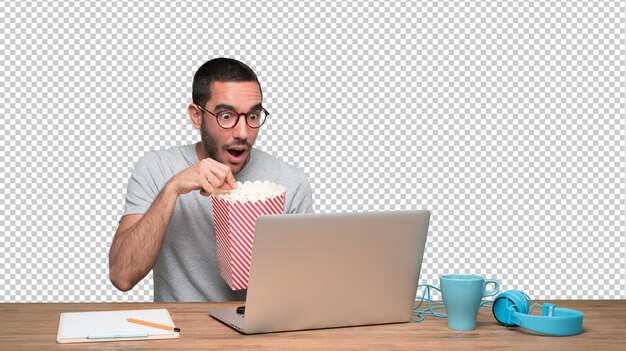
[440,274,500,330]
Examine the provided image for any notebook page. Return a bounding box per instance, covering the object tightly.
[58,309,176,339]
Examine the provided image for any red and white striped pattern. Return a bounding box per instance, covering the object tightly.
[211,193,285,290]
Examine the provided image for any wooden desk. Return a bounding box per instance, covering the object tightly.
[0,301,623,350]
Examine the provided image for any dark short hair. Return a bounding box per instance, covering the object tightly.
[192,58,262,107]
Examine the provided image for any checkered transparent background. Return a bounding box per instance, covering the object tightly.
[1,1,624,302]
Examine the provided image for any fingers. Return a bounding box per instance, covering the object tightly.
[198,175,214,197]
[222,169,237,190]
[204,171,222,191]
[196,158,237,195]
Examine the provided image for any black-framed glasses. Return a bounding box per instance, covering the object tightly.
[196,105,269,129]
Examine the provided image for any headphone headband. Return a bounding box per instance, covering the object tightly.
[492,290,584,336]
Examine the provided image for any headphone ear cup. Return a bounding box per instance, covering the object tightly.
[512,290,530,314]
[492,290,530,326]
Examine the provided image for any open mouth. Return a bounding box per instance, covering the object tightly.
[227,149,245,157]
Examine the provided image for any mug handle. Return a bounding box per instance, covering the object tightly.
[483,279,500,297]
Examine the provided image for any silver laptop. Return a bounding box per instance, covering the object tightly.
[209,210,430,334]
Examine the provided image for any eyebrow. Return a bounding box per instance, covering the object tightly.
[214,103,263,111]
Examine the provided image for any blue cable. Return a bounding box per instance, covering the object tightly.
[412,284,494,323]
[412,284,446,322]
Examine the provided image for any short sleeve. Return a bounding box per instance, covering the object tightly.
[122,152,163,216]
[287,170,314,214]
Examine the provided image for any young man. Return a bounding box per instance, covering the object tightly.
[109,58,314,301]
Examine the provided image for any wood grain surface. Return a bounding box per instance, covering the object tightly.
[0,300,623,350]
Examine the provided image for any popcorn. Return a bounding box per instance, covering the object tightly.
[212,180,286,202]
[211,180,286,290]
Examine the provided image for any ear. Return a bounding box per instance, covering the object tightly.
[188,103,202,129]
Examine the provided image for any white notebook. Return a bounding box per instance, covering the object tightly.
[57,308,179,343]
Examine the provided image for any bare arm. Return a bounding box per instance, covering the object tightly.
[108,182,179,291]
[108,157,237,292]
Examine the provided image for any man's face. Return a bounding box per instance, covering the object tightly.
[198,81,262,174]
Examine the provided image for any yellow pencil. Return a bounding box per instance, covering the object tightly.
[127,318,181,332]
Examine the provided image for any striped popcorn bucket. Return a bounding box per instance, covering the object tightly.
[211,181,286,290]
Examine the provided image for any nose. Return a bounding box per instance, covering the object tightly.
[231,114,249,140]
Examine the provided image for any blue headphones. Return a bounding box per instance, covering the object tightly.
[491,290,584,336]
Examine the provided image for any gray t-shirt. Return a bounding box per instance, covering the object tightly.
[122,144,314,301]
